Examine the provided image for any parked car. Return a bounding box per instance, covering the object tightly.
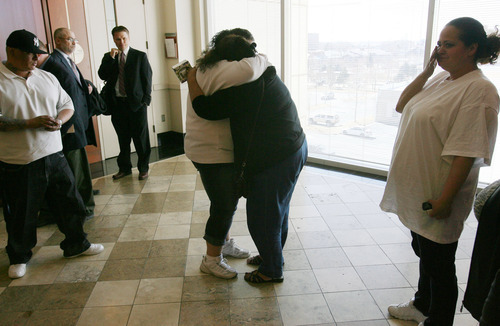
[342,126,373,137]
[321,92,335,100]
[309,114,340,127]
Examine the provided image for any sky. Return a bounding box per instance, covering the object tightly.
[307,0,429,43]
[307,0,499,43]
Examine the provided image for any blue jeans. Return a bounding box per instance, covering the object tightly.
[192,162,239,246]
[0,152,90,264]
[411,231,458,326]
[246,139,308,278]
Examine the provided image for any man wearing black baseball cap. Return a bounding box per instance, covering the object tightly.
[0,29,104,279]
[6,29,48,54]
[3,30,46,78]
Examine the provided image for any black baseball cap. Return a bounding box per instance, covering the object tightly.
[6,30,47,54]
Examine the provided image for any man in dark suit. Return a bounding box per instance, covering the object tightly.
[42,27,96,220]
[98,25,152,180]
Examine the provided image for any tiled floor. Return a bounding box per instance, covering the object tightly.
[0,155,480,326]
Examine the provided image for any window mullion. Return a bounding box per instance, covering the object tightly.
[424,0,438,68]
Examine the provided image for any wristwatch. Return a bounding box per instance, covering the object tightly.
[57,119,63,127]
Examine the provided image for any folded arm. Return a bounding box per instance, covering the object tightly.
[1,77,74,132]
[208,54,269,89]
[98,53,115,81]
[0,114,68,132]
[187,67,232,120]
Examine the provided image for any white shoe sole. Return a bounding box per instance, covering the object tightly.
[200,261,237,279]
[65,244,104,258]
[222,251,251,259]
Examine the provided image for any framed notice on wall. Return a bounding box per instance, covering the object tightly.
[165,33,178,58]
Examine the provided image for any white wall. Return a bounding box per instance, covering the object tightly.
[168,0,203,133]
[145,0,175,134]
[83,0,203,159]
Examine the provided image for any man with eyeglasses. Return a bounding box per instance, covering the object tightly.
[39,27,98,225]
[0,30,103,279]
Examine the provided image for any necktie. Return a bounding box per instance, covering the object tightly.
[69,58,81,85]
[118,52,126,95]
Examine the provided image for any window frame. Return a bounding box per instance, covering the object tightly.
[203,0,499,185]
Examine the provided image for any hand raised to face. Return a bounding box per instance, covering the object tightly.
[423,46,438,78]
[110,48,120,59]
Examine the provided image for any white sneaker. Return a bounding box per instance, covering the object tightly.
[388,298,426,323]
[8,264,26,279]
[65,243,104,258]
[222,238,250,258]
[200,255,237,279]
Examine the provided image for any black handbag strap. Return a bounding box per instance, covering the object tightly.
[238,79,265,176]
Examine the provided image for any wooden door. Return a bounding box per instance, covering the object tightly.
[43,0,103,163]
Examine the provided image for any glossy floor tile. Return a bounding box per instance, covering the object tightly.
[0,155,480,325]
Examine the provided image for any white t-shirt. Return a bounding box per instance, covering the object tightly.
[380,70,499,244]
[184,54,270,164]
[0,63,74,164]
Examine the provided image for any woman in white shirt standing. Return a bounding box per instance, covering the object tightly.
[380,17,500,326]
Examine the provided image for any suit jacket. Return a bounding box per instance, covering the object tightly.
[85,80,108,146]
[98,47,152,113]
[42,50,96,150]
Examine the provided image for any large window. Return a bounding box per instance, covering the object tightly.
[290,0,429,171]
[205,0,500,183]
[205,0,281,74]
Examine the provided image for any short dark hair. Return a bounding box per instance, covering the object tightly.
[447,17,500,64]
[111,26,129,37]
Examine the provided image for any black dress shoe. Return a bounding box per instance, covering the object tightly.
[92,189,100,195]
[138,171,149,180]
[112,171,132,180]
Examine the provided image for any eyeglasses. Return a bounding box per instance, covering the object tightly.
[60,37,78,43]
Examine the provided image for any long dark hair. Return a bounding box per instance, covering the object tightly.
[197,28,256,72]
[447,17,500,64]
[210,28,254,48]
